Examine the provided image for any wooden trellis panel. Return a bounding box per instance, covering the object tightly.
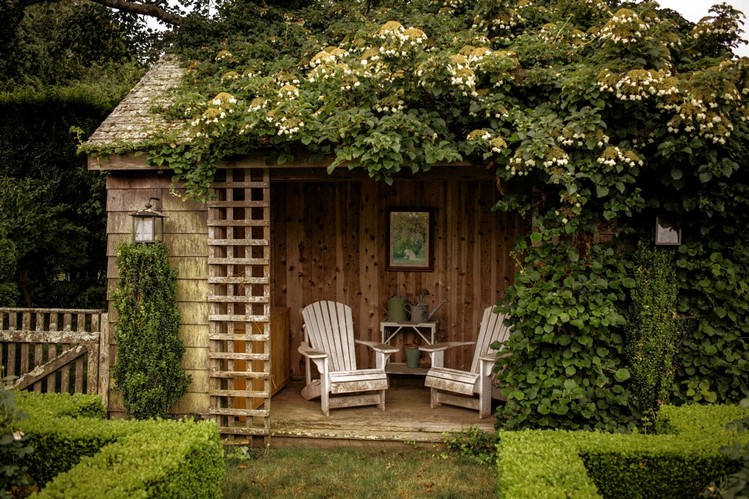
[207,168,271,442]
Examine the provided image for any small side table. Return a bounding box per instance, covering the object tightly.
[380,321,438,346]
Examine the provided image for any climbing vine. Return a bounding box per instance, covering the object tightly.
[84,0,749,429]
[112,242,190,419]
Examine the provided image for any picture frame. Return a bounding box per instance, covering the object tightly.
[387,208,434,271]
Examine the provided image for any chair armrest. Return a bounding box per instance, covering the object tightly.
[298,341,328,359]
[355,339,399,354]
[419,341,475,353]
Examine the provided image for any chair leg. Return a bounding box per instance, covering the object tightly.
[479,393,491,418]
[378,390,386,411]
[430,388,442,409]
[321,388,330,417]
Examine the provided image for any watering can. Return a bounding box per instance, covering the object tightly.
[407,290,448,323]
[386,284,409,322]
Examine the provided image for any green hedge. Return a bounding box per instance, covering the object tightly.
[14,392,224,498]
[497,404,749,498]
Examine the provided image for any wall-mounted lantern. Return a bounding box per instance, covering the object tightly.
[655,216,681,246]
[130,197,166,243]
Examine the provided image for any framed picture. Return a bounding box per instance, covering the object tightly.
[387,209,434,271]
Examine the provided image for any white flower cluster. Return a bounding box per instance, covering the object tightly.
[210,93,237,106]
[467,129,507,153]
[375,96,405,113]
[441,0,464,13]
[472,11,522,33]
[215,50,233,62]
[278,84,300,98]
[557,129,609,148]
[542,147,570,168]
[263,109,305,137]
[584,0,610,12]
[221,71,240,82]
[447,54,478,96]
[506,154,535,176]
[374,21,428,57]
[310,47,349,68]
[597,69,679,102]
[597,146,644,168]
[191,92,237,137]
[691,18,740,41]
[669,104,733,145]
[599,8,650,45]
[248,97,267,112]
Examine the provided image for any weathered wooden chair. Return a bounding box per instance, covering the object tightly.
[299,300,399,416]
[419,306,511,418]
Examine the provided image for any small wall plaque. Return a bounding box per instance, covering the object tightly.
[655,217,681,246]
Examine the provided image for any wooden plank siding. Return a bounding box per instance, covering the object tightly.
[103,168,526,420]
[105,172,210,418]
[270,176,526,378]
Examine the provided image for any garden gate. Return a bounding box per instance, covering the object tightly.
[0,308,109,407]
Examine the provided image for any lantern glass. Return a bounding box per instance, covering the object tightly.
[134,217,155,243]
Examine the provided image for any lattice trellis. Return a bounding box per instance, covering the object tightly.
[207,168,271,443]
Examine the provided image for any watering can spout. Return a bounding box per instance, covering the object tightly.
[426,297,448,322]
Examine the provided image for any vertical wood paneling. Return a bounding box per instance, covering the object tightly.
[271,177,526,376]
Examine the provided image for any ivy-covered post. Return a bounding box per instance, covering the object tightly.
[112,242,190,419]
[625,242,680,427]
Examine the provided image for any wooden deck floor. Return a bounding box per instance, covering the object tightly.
[267,377,497,448]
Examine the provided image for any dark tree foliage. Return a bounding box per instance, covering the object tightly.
[0,93,112,308]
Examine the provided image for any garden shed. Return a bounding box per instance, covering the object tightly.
[86,56,525,439]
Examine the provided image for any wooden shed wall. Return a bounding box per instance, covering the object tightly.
[105,172,209,418]
[270,177,526,377]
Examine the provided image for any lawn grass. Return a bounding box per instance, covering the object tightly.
[221,445,496,498]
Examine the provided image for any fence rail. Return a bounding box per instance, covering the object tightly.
[0,308,109,407]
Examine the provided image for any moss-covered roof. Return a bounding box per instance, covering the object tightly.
[85,55,184,148]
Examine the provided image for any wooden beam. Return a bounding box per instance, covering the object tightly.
[0,330,99,344]
[9,345,87,391]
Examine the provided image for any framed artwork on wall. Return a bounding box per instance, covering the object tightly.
[387,209,434,271]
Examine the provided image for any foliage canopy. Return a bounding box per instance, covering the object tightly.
[84,0,749,429]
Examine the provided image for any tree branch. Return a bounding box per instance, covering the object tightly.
[20,0,183,25]
[93,0,183,24]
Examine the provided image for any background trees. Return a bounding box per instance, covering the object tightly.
[0,1,152,307]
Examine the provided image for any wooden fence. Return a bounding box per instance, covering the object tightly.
[0,308,109,408]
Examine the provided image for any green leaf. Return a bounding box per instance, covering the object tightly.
[613,368,630,382]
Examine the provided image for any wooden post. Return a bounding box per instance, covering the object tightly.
[99,314,110,414]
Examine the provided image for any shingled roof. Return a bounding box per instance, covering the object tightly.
[85,55,185,149]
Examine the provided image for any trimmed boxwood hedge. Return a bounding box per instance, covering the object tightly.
[497,404,749,498]
[14,392,224,498]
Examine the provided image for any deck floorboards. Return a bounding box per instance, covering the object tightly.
[267,377,498,448]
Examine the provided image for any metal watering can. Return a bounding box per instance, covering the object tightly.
[386,284,409,322]
[406,289,448,323]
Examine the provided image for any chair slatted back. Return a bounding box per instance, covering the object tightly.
[469,307,511,375]
[302,301,357,372]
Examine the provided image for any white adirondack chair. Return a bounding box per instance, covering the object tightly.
[419,306,511,418]
[299,300,399,416]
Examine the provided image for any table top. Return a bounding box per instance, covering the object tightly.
[380,321,437,327]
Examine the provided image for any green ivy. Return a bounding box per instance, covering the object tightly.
[495,243,635,431]
[673,241,749,406]
[112,242,190,420]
